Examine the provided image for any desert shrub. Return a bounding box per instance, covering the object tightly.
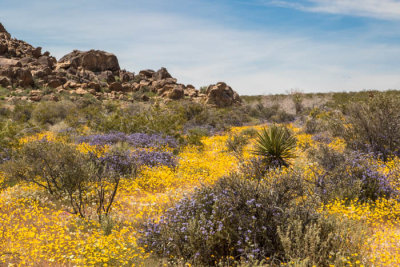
[12,102,34,122]
[309,145,397,202]
[270,110,295,123]
[75,94,100,108]
[249,102,278,119]
[304,108,327,134]
[88,104,186,137]
[253,125,297,168]
[185,127,209,147]
[291,91,304,115]
[2,140,137,221]
[277,214,365,266]
[248,103,295,123]
[2,140,91,217]
[0,120,22,164]
[187,106,251,131]
[77,132,178,149]
[342,93,400,161]
[226,132,249,158]
[32,101,76,126]
[199,86,207,94]
[241,127,258,138]
[140,172,362,266]
[0,103,9,118]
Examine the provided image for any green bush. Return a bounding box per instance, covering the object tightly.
[185,127,209,147]
[32,101,76,126]
[226,132,249,159]
[12,102,34,123]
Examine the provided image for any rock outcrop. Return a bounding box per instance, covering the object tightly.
[0,22,241,106]
[58,49,120,72]
[205,82,241,107]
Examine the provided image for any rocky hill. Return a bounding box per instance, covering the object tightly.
[0,22,241,107]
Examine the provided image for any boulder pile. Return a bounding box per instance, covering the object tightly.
[0,22,241,106]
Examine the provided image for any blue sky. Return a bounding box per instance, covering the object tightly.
[2,0,400,95]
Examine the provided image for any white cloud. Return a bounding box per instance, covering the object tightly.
[269,0,400,20]
[1,0,400,94]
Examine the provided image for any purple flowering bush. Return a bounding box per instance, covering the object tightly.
[77,132,178,149]
[140,173,361,266]
[131,149,176,168]
[310,145,397,202]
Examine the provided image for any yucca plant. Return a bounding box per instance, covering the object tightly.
[253,125,297,168]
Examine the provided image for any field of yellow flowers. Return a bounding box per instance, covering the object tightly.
[0,124,400,266]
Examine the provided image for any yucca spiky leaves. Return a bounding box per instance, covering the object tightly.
[253,125,297,168]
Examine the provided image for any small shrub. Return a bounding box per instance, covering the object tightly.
[199,86,207,94]
[12,102,34,122]
[32,101,76,126]
[277,214,365,266]
[185,127,209,147]
[291,91,304,115]
[226,133,249,158]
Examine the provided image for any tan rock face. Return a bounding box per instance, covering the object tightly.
[154,67,172,81]
[75,88,88,95]
[58,49,120,72]
[205,82,241,107]
[0,57,18,67]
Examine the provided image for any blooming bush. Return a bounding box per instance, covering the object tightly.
[140,172,362,266]
[309,145,397,202]
[77,132,178,149]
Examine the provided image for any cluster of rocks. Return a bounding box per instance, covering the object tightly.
[0,22,241,107]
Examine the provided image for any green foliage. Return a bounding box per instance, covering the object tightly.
[32,101,77,126]
[12,102,34,123]
[226,132,249,158]
[253,125,297,168]
[185,127,209,147]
